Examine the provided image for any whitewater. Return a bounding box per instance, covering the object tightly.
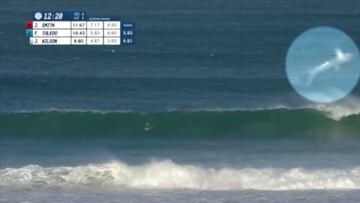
[1,160,360,191]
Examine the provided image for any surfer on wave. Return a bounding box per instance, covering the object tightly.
[144,122,155,132]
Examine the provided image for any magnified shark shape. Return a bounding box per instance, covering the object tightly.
[307,48,352,86]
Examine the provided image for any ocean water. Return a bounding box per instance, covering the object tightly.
[1,0,360,202]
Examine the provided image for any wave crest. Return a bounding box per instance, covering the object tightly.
[311,98,360,121]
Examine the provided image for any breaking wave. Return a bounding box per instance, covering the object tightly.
[0,107,359,138]
[1,160,360,191]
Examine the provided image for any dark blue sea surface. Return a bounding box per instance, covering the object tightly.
[1,0,360,112]
[1,0,360,202]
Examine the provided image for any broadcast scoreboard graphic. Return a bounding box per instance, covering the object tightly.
[25,11,135,45]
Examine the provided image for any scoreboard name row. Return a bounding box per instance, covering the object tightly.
[32,30,121,37]
[30,37,121,45]
[32,21,121,29]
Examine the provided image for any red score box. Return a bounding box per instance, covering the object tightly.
[25,21,33,29]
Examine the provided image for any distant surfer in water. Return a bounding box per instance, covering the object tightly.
[179,105,186,112]
[144,122,154,132]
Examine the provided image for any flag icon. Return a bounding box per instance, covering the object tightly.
[26,29,33,37]
[25,21,33,29]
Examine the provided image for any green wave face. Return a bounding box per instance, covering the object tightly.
[0,109,359,138]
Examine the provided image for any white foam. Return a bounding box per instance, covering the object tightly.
[1,160,360,191]
[310,96,360,121]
